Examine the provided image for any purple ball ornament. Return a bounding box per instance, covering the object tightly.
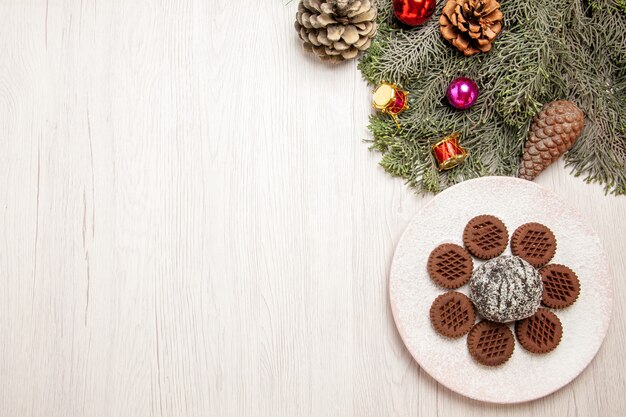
[446,77,479,110]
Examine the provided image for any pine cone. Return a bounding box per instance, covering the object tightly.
[519,101,585,181]
[440,0,503,57]
[295,0,377,64]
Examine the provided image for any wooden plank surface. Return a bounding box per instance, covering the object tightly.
[0,1,624,416]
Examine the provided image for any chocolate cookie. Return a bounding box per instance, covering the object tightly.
[467,321,515,366]
[540,264,580,309]
[427,243,473,289]
[469,255,543,323]
[515,308,563,354]
[463,215,508,259]
[429,292,476,338]
[511,223,557,267]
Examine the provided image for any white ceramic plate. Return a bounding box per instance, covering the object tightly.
[389,177,613,404]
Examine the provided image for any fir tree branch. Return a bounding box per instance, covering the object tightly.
[359,0,626,195]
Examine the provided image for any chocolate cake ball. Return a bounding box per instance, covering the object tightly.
[469,256,543,323]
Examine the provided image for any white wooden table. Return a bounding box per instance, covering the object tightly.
[1,1,625,416]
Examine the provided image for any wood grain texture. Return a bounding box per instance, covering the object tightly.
[0,1,624,416]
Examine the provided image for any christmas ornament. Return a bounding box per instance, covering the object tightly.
[294,0,377,64]
[446,77,479,110]
[432,133,469,170]
[372,82,408,127]
[393,0,437,27]
[519,101,585,181]
[440,0,503,57]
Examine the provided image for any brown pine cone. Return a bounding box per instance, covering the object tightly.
[295,0,377,64]
[519,101,585,181]
[440,0,503,57]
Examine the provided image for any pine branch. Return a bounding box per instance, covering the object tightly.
[359,0,626,195]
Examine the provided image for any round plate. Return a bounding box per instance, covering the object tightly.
[389,177,613,404]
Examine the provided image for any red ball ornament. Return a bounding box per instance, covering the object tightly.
[393,0,437,27]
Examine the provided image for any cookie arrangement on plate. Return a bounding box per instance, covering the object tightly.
[427,214,581,366]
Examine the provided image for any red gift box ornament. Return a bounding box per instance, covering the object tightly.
[432,133,469,170]
[372,82,409,128]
